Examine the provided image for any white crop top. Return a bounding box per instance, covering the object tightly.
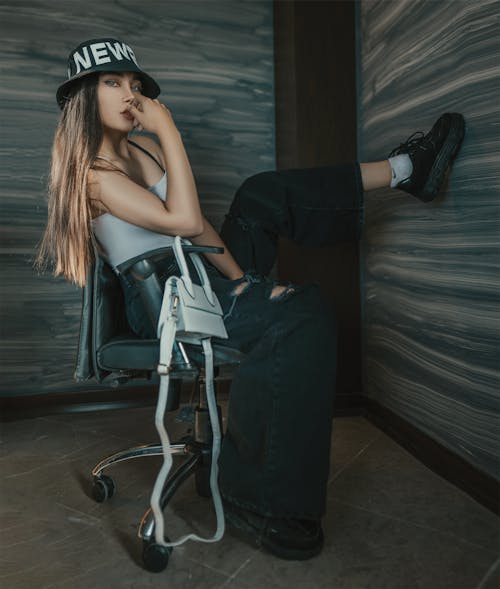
[91,171,174,269]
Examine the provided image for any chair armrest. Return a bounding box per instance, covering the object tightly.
[116,245,224,275]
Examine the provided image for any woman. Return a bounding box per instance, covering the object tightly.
[36,38,465,560]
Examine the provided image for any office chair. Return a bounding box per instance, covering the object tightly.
[74,241,243,572]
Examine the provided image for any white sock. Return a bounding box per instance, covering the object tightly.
[389,154,413,188]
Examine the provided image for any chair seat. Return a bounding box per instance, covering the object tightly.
[97,335,244,372]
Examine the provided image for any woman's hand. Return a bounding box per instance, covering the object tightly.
[126,95,177,135]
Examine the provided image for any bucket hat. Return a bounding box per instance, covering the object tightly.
[56,38,161,109]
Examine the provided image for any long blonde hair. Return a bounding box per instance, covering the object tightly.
[34,72,127,287]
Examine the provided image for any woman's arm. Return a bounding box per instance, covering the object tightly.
[94,98,239,272]
[95,96,203,235]
[89,168,203,237]
[129,97,204,231]
[190,216,245,280]
[157,125,204,233]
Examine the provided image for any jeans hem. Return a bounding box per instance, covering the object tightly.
[220,490,325,520]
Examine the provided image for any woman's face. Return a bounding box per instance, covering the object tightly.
[96,71,143,132]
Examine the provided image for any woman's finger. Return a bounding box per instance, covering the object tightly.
[132,93,146,105]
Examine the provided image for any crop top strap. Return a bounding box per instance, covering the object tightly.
[127,139,165,173]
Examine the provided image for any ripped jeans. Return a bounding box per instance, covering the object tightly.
[122,162,364,519]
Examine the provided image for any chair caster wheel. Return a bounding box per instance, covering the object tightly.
[142,538,172,573]
[92,474,115,502]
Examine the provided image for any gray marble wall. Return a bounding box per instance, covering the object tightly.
[357,0,499,480]
[0,0,275,396]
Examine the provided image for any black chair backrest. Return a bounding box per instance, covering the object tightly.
[74,244,134,383]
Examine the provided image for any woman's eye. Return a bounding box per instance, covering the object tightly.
[103,79,142,92]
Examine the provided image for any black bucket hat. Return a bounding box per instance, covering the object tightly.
[56,37,161,109]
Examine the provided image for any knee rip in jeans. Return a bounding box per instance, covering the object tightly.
[231,280,296,301]
[268,283,296,301]
[224,276,297,321]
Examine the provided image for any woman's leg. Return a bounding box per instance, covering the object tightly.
[202,270,336,559]
[224,160,391,298]
[210,274,337,521]
[221,113,466,275]
[359,160,392,191]
[220,162,364,276]
[211,114,466,559]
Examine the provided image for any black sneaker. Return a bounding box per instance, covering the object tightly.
[388,112,465,202]
[223,500,324,560]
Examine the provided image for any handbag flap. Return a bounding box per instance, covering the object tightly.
[167,276,228,341]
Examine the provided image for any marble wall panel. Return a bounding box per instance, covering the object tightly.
[0,0,275,396]
[357,0,499,480]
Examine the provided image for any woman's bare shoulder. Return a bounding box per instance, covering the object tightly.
[128,134,166,169]
[87,168,112,217]
[88,166,128,194]
[87,166,122,193]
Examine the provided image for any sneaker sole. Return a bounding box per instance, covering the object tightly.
[260,532,324,561]
[224,509,324,561]
[419,112,465,202]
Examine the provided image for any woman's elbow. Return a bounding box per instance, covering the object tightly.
[161,210,204,238]
[180,217,204,238]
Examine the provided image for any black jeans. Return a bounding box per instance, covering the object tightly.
[122,162,364,519]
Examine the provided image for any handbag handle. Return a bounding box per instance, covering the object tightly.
[172,236,217,306]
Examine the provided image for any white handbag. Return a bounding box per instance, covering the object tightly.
[164,235,228,343]
[151,236,228,548]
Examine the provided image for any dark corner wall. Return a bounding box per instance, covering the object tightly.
[273,0,361,400]
[357,0,499,483]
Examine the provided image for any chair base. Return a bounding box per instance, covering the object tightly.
[92,442,184,478]
[90,400,222,547]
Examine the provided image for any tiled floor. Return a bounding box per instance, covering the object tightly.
[1,402,498,589]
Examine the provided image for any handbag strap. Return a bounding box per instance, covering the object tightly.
[150,277,225,548]
[172,236,217,306]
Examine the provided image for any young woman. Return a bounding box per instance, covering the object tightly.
[36,38,465,561]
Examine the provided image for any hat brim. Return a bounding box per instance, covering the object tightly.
[56,63,160,110]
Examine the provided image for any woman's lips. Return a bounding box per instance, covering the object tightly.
[122,111,133,120]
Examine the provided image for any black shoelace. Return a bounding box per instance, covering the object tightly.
[388,130,428,158]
